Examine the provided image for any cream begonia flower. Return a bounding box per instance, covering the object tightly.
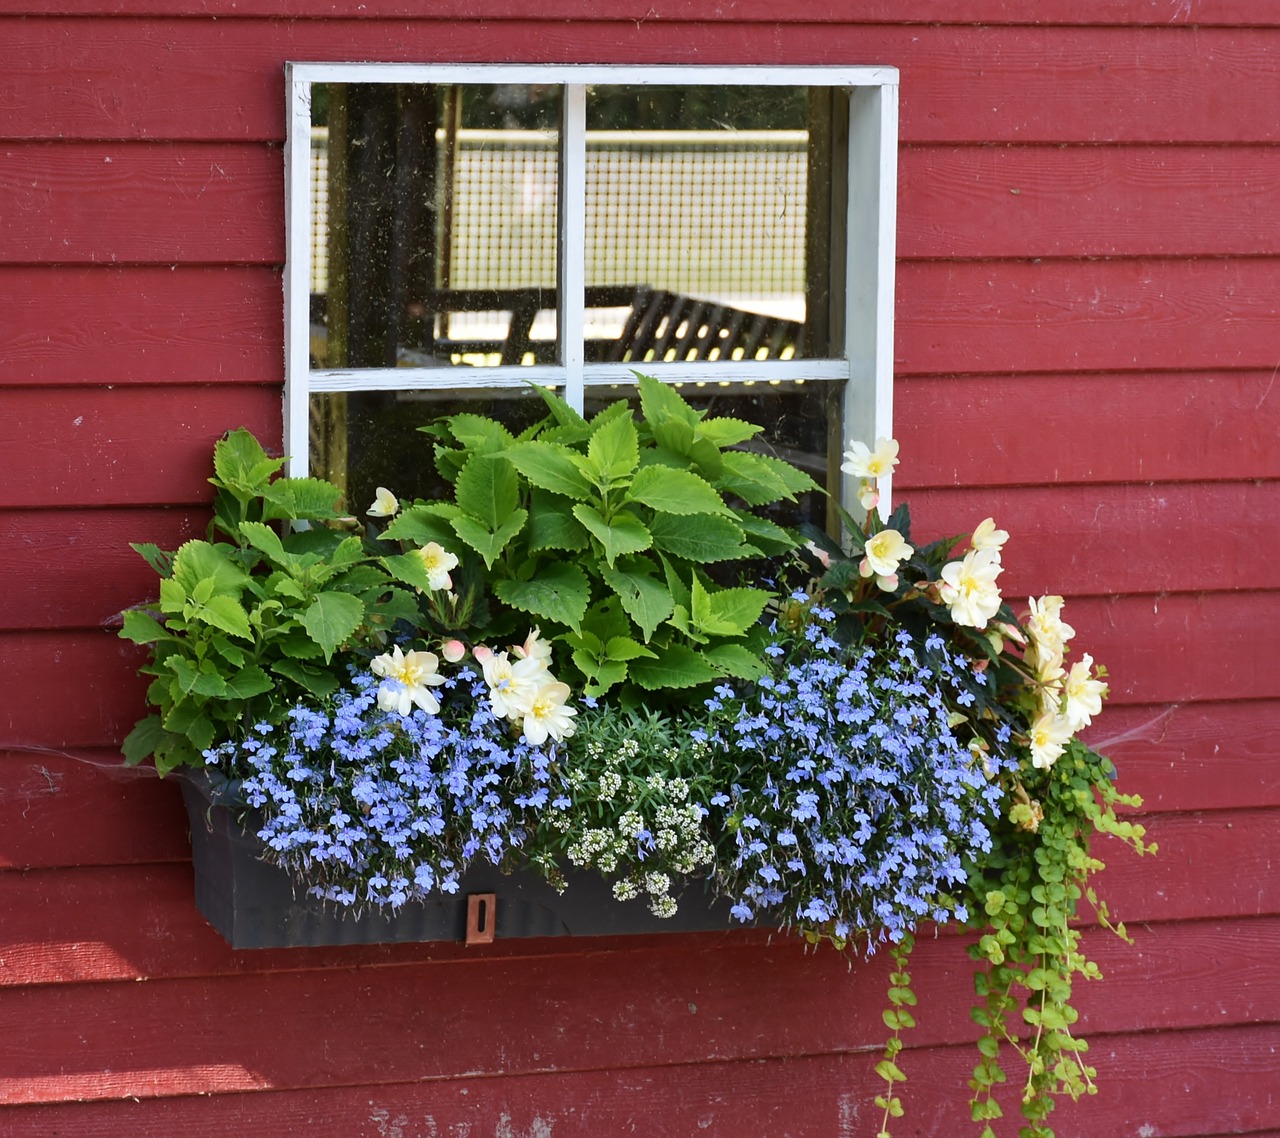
[970,516,1009,554]
[415,542,459,591]
[480,650,545,721]
[370,646,446,716]
[859,528,914,591]
[1028,710,1074,770]
[1063,653,1108,731]
[522,680,578,745]
[841,436,900,480]
[1025,595,1076,679]
[938,548,1004,629]
[512,628,554,677]
[366,486,399,518]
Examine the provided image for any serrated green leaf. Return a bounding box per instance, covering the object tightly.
[704,642,766,680]
[212,427,283,491]
[587,407,640,483]
[572,504,651,567]
[638,372,701,430]
[579,658,629,697]
[492,562,591,630]
[171,540,250,599]
[628,643,720,690]
[261,477,345,522]
[598,565,674,642]
[380,503,463,546]
[603,636,658,662]
[732,511,797,556]
[121,715,171,766]
[715,449,798,505]
[443,412,515,456]
[237,519,300,572]
[527,489,590,553]
[191,594,253,641]
[504,441,595,499]
[627,464,731,516]
[455,452,520,530]
[690,578,770,637]
[222,665,276,700]
[130,542,175,578]
[119,609,173,646]
[270,658,340,698]
[648,512,747,562]
[699,416,763,447]
[301,590,364,660]
[451,509,528,569]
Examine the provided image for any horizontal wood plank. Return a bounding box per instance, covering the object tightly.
[0,265,280,386]
[895,370,1280,488]
[900,145,1280,259]
[0,386,282,509]
[1,592,1274,750]
[4,21,1280,144]
[10,1,1280,26]
[896,257,1280,376]
[901,481,1280,597]
[0,142,282,265]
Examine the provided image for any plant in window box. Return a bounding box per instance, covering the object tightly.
[120,381,1150,1138]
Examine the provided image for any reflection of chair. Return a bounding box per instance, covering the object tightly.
[309,287,803,368]
[601,287,803,364]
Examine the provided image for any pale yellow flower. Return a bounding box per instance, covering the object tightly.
[1063,653,1108,731]
[970,517,1009,553]
[522,680,578,745]
[481,650,545,721]
[370,646,445,716]
[860,528,914,578]
[1028,710,1074,770]
[841,436,900,480]
[512,628,554,678]
[415,542,459,591]
[1025,595,1076,678]
[366,486,399,518]
[938,548,1004,629]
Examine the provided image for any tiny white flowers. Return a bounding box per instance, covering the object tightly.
[366,486,399,518]
[414,542,459,591]
[370,646,446,716]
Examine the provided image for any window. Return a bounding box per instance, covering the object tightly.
[284,63,898,521]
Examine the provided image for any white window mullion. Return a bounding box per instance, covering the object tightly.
[559,84,588,414]
[283,68,315,478]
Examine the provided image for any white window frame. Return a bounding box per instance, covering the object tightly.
[284,62,899,515]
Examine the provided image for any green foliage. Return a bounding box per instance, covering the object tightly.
[417,374,814,700]
[119,428,420,774]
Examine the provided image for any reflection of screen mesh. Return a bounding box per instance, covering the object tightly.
[310,130,807,310]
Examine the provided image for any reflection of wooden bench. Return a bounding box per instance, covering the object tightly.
[310,287,803,368]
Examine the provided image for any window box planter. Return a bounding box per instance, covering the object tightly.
[179,768,744,949]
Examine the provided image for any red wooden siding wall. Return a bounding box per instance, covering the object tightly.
[3,5,1278,1135]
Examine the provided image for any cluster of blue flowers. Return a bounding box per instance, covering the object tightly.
[205,668,558,909]
[701,604,1009,945]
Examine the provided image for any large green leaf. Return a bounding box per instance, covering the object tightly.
[493,562,591,630]
[381,503,460,546]
[121,715,171,766]
[572,504,652,567]
[527,489,589,553]
[627,464,731,516]
[690,577,770,637]
[715,450,797,505]
[599,564,674,642]
[237,520,301,572]
[190,594,253,641]
[222,665,276,700]
[705,642,768,680]
[648,512,748,563]
[587,408,640,484]
[444,413,515,457]
[504,441,595,500]
[698,417,763,447]
[212,427,284,494]
[383,551,436,592]
[628,643,721,690]
[172,540,250,599]
[451,508,528,569]
[261,477,346,522]
[732,511,797,556]
[130,542,175,578]
[301,590,364,660]
[638,372,701,430]
[271,658,341,699]
[119,609,173,646]
[455,452,520,530]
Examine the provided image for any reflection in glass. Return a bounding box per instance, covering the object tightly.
[583,86,838,363]
[310,83,560,372]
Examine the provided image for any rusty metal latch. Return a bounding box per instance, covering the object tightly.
[465,892,496,945]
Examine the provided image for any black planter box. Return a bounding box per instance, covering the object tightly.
[179,771,745,949]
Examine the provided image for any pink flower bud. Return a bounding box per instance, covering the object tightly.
[470,644,494,663]
[441,639,466,664]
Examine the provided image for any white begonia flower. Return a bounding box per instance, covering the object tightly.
[841,436,900,480]
[860,528,914,579]
[1025,595,1076,678]
[938,548,1004,629]
[366,486,399,518]
[1063,653,1108,731]
[970,516,1009,553]
[512,628,554,679]
[1028,710,1075,770]
[414,541,459,591]
[480,650,545,721]
[521,680,578,745]
[370,646,446,716]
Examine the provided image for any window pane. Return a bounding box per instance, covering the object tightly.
[310,83,560,371]
[582,86,838,364]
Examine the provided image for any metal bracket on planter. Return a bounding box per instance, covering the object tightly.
[466,893,497,945]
